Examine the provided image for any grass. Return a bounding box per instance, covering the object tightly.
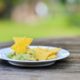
[0,15,80,42]
[0,3,80,42]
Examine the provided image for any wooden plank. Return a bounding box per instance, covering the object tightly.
[0,72,80,80]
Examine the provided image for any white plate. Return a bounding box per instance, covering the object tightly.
[0,46,70,67]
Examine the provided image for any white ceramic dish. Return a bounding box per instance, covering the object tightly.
[0,46,70,67]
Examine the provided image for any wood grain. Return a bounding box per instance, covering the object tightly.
[0,37,80,80]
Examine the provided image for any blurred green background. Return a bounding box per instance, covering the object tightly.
[0,0,80,42]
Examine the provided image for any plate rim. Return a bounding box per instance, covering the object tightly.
[0,46,70,63]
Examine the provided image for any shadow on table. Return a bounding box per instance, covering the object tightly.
[0,58,70,70]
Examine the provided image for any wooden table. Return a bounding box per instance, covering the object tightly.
[0,37,80,80]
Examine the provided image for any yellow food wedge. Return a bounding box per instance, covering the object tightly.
[35,48,61,60]
[11,44,27,53]
[13,37,32,46]
[35,52,48,60]
[49,48,61,55]
[34,48,48,60]
[11,37,32,54]
[47,55,57,60]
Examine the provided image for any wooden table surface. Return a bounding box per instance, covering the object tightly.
[0,37,80,80]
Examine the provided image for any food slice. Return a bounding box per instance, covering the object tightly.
[13,37,32,46]
[47,55,57,60]
[35,52,48,60]
[34,48,48,60]
[11,44,27,53]
[35,48,61,60]
[11,37,32,54]
[46,48,61,59]
[48,48,61,55]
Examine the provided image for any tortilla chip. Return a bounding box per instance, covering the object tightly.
[35,48,61,60]
[49,48,61,55]
[11,37,32,54]
[11,44,27,53]
[47,55,57,60]
[13,37,32,46]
